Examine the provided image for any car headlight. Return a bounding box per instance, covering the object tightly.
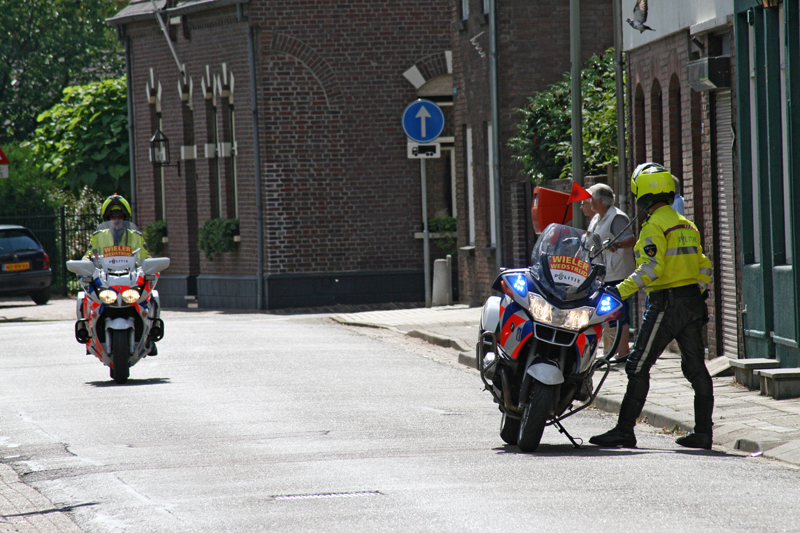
[528,293,593,331]
[121,289,141,304]
[99,290,118,304]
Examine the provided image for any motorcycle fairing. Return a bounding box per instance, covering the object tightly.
[575,324,603,374]
[498,298,533,360]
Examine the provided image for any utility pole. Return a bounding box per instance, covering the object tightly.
[570,0,584,228]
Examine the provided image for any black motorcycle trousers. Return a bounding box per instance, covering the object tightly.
[624,285,713,404]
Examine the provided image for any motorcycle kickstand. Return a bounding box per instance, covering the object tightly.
[553,419,582,449]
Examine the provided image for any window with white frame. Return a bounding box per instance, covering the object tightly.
[462,0,469,20]
[484,0,490,15]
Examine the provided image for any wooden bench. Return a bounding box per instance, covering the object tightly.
[728,358,780,390]
[755,368,800,400]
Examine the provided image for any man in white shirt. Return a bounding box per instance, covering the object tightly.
[587,183,636,362]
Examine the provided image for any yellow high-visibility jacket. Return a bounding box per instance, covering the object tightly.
[617,205,712,300]
[84,229,150,261]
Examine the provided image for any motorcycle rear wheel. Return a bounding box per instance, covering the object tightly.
[500,412,520,445]
[111,329,130,384]
[517,382,556,452]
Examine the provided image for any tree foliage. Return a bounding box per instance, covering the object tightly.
[0,144,104,218]
[0,0,126,144]
[25,77,130,198]
[509,49,623,184]
[0,144,61,217]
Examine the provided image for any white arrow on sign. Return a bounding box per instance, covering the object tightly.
[415,106,431,138]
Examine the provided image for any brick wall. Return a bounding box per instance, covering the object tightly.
[453,0,614,305]
[121,0,451,308]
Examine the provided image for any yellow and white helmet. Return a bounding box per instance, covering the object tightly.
[630,163,675,211]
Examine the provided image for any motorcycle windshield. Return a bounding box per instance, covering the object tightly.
[91,221,143,272]
[529,223,605,302]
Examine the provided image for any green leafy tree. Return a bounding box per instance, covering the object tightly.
[25,77,130,198]
[509,49,622,184]
[0,0,126,144]
[0,143,61,216]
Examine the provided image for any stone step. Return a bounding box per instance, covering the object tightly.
[728,358,781,390]
[755,368,800,400]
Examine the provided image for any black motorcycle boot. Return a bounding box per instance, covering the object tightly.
[676,395,713,449]
[589,395,645,448]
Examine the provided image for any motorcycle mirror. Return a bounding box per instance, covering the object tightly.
[142,257,171,275]
[66,260,95,277]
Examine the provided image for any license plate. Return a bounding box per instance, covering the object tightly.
[2,262,30,272]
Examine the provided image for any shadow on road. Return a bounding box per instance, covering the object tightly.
[493,442,734,459]
[86,377,171,387]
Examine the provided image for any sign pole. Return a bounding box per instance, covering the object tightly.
[421,159,431,307]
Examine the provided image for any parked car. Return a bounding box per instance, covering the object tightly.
[0,225,52,305]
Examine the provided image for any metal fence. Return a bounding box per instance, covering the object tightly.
[0,209,102,296]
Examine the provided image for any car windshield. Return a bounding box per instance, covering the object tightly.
[529,223,605,302]
[0,229,41,255]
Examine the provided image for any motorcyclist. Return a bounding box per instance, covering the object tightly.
[589,163,714,450]
[84,195,150,262]
[76,195,161,356]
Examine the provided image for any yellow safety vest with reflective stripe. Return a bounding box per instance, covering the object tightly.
[83,229,150,261]
[616,205,712,300]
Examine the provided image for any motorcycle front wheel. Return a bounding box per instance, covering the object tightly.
[111,329,130,384]
[517,382,556,452]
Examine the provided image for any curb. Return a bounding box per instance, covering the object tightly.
[406,329,471,353]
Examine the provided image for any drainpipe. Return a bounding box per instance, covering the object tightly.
[125,35,137,221]
[570,0,584,228]
[489,0,503,272]
[613,0,627,209]
[248,23,265,310]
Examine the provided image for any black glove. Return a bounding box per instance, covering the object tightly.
[605,285,622,302]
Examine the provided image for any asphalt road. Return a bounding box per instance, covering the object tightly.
[1,311,800,532]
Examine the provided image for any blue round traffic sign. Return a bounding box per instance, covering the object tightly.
[402,99,445,144]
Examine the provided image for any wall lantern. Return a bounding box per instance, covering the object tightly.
[149,128,181,176]
[149,128,170,166]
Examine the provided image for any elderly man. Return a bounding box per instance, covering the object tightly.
[586,183,636,362]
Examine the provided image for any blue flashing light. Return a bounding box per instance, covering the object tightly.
[512,274,527,295]
[596,294,620,316]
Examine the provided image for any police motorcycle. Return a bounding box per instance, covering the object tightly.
[477,223,624,452]
[67,221,169,384]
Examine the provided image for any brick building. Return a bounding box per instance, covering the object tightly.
[109,0,452,309]
[621,1,741,360]
[452,0,615,306]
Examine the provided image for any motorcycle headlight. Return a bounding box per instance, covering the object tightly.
[528,293,552,322]
[122,289,141,304]
[528,293,593,331]
[99,290,118,304]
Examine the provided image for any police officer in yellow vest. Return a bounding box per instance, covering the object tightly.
[77,195,160,355]
[590,163,714,450]
[84,195,150,262]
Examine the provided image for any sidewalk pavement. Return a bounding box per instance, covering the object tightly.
[332,304,800,467]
